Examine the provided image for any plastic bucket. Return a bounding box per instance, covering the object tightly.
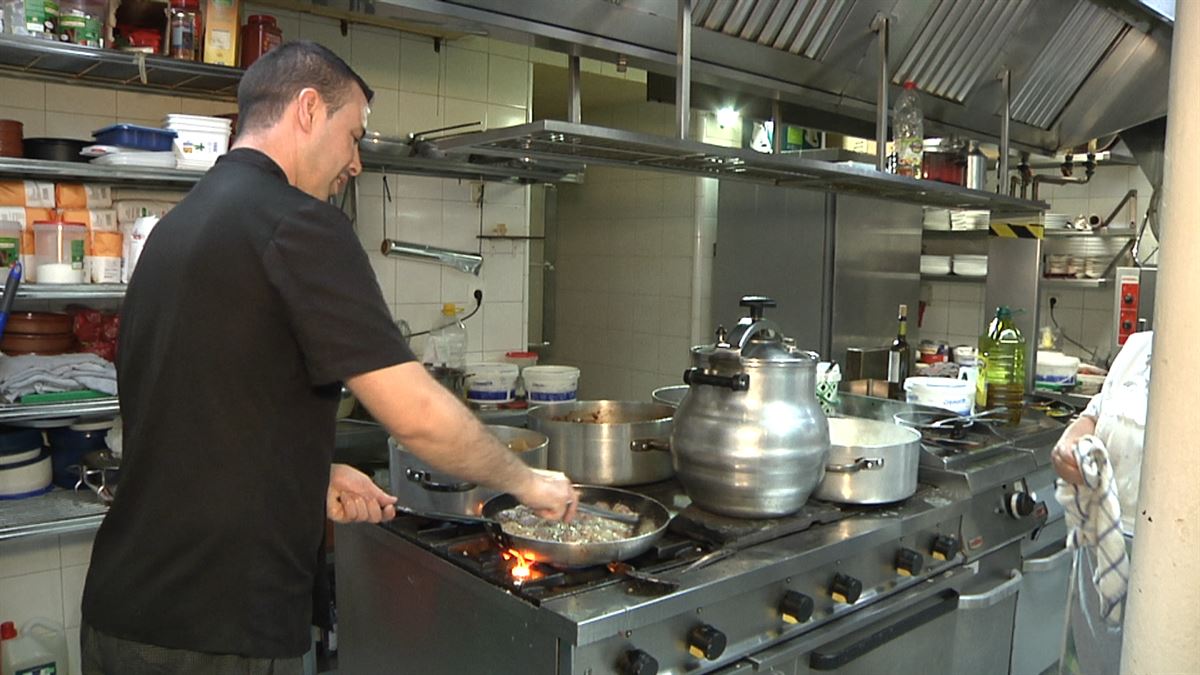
[166,115,231,166]
[464,363,519,403]
[523,365,580,403]
[903,376,974,416]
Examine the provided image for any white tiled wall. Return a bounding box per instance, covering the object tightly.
[918,164,1153,366]
[0,529,96,675]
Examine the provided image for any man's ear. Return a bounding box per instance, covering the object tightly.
[295,87,322,134]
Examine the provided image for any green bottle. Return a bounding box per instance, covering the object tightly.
[976,306,1026,425]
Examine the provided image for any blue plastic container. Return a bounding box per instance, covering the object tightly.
[92,124,177,151]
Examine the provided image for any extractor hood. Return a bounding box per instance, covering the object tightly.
[370,0,1172,155]
[434,120,1048,216]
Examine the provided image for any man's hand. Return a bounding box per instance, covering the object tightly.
[513,468,579,522]
[1051,415,1096,485]
[327,463,397,524]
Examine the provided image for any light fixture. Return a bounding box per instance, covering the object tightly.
[715,106,740,129]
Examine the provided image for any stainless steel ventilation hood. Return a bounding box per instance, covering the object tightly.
[371,0,1172,155]
[435,120,1047,216]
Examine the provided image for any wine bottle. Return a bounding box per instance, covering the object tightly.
[887,304,910,400]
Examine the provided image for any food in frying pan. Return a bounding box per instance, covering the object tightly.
[496,501,638,543]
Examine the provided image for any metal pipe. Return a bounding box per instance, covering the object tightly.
[676,0,692,140]
[567,55,581,124]
[771,99,783,154]
[1031,153,1096,201]
[381,239,483,275]
[871,14,889,172]
[1123,2,1200,667]
[997,67,1010,193]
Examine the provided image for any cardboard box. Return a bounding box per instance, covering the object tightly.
[203,0,241,67]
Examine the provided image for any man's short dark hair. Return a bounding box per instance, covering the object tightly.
[237,41,374,134]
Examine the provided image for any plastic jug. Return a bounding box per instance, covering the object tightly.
[422,303,467,370]
[0,619,67,675]
[976,306,1026,425]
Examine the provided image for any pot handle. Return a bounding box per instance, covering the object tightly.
[825,457,885,473]
[684,368,750,391]
[630,438,671,453]
[406,468,478,493]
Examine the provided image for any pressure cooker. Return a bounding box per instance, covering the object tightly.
[671,296,830,518]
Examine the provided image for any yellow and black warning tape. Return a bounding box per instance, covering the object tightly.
[989,222,1044,239]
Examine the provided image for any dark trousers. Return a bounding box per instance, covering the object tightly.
[81,623,304,675]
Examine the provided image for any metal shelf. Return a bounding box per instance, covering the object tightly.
[0,34,241,100]
[1042,277,1109,288]
[436,121,1050,217]
[0,157,205,187]
[0,488,108,542]
[1042,228,1137,238]
[2,283,127,300]
[921,273,986,283]
[0,397,120,422]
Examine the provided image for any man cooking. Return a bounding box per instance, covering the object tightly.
[79,41,577,674]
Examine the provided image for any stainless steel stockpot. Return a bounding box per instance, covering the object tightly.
[814,417,921,504]
[528,401,674,486]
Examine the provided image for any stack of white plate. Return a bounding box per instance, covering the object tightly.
[952,254,988,277]
[1043,213,1071,229]
[923,208,951,231]
[950,209,990,230]
[91,151,177,168]
[920,254,952,276]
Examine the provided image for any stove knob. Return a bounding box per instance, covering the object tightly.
[830,572,862,604]
[894,548,924,577]
[779,591,815,624]
[618,649,658,675]
[1006,491,1037,519]
[687,624,726,661]
[930,534,960,561]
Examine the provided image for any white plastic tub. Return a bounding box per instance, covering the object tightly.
[1036,351,1081,387]
[165,115,231,168]
[464,362,519,403]
[523,365,580,403]
[904,376,974,416]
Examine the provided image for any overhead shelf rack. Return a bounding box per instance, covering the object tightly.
[435,121,1050,217]
[0,157,205,187]
[1,283,127,300]
[359,135,584,184]
[0,34,242,99]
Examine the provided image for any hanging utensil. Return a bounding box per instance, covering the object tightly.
[0,262,24,339]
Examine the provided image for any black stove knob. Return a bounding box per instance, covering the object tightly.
[830,573,862,604]
[618,649,658,675]
[687,624,726,661]
[1006,491,1037,519]
[931,534,960,561]
[895,548,924,577]
[779,591,815,624]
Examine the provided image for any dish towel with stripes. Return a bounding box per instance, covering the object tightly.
[1055,434,1130,626]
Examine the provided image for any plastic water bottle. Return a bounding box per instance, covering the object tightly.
[422,303,467,370]
[894,81,924,178]
[976,306,1026,425]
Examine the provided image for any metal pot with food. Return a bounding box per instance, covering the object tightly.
[527,400,674,485]
[813,417,922,504]
[671,296,830,518]
[388,425,548,515]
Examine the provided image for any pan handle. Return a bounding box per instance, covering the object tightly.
[630,438,671,453]
[825,457,885,473]
[683,368,750,391]
[406,468,478,493]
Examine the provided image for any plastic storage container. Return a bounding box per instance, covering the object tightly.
[240,14,282,68]
[904,375,974,416]
[0,218,20,274]
[164,114,232,170]
[32,221,85,283]
[463,363,519,404]
[894,81,924,178]
[523,365,580,404]
[0,619,68,675]
[93,124,177,151]
[977,306,1026,425]
[422,303,467,370]
[1035,351,1081,390]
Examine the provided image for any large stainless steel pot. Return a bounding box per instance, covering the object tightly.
[671,296,830,518]
[389,425,548,515]
[651,385,688,407]
[481,485,671,568]
[814,417,921,504]
[528,401,674,486]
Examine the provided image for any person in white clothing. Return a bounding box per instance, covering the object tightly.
[1051,330,1152,675]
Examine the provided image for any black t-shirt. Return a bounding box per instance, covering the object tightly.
[81,149,414,658]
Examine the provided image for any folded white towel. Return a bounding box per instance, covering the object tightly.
[1055,434,1129,626]
[0,353,118,403]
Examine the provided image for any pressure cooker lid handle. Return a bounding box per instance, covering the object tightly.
[738,295,777,320]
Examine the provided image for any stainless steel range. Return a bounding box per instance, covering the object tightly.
[336,397,1070,675]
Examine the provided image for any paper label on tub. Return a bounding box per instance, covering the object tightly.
[71,239,85,268]
[25,181,54,208]
[529,391,577,402]
[0,236,18,268]
[15,661,57,675]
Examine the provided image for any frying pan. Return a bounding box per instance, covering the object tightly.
[395,485,671,568]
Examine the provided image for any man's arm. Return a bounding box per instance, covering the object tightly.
[348,361,577,519]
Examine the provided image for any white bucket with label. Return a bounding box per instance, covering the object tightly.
[904,376,974,416]
[464,363,519,404]
[523,365,580,404]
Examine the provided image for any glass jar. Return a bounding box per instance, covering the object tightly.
[240,14,281,68]
[56,0,104,46]
[166,0,201,61]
